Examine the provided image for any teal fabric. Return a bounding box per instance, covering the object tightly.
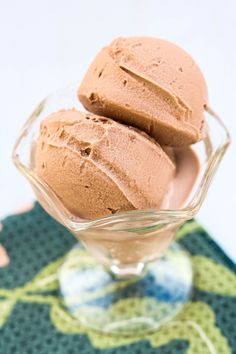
[0,203,235,354]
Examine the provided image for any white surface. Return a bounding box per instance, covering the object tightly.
[0,1,236,260]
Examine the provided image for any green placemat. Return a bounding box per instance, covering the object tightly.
[0,202,236,354]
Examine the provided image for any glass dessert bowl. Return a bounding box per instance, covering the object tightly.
[12,83,230,336]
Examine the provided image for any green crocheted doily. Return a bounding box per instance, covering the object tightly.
[0,203,236,354]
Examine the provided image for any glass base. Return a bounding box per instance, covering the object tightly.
[58,242,192,336]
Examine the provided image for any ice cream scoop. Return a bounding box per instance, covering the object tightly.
[35,109,175,219]
[78,37,208,146]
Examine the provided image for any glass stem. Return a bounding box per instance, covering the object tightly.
[109,262,146,279]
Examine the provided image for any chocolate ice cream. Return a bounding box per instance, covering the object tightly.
[78,37,208,146]
[35,109,175,219]
[35,36,205,220]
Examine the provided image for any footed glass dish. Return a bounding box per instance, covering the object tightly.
[12,83,230,335]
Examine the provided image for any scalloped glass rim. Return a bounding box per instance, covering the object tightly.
[12,83,231,232]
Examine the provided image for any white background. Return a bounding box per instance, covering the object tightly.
[0,1,235,260]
